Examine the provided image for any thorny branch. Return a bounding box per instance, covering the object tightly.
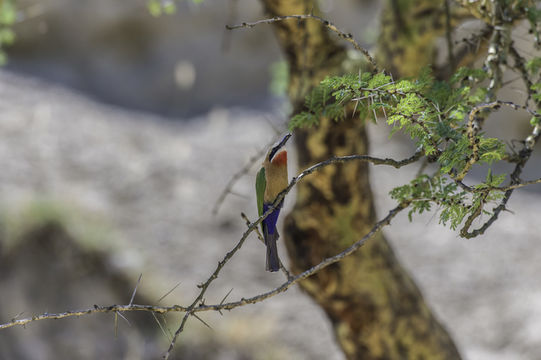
[0,201,409,354]
[0,304,188,330]
[226,14,378,71]
[193,203,408,313]
[0,151,422,357]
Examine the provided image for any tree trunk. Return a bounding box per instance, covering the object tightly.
[261,0,462,359]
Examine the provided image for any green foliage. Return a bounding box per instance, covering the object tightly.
[526,57,541,74]
[526,5,541,48]
[531,83,541,103]
[289,66,516,234]
[0,0,16,65]
[0,1,16,25]
[390,175,469,230]
[147,0,177,17]
[478,137,506,163]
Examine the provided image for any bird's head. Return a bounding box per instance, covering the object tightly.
[266,133,291,166]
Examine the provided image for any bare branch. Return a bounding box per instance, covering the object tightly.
[495,177,541,191]
[226,14,378,71]
[0,304,188,330]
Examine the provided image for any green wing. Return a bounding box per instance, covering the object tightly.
[256,167,266,217]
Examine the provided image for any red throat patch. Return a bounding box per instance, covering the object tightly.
[271,150,287,166]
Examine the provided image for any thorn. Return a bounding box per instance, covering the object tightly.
[10,311,24,322]
[129,273,143,306]
[114,312,118,338]
[192,313,213,330]
[157,282,182,303]
[218,288,234,314]
[116,311,131,327]
[502,207,515,215]
[152,312,172,341]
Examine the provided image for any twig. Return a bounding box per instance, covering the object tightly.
[493,177,541,191]
[226,14,378,71]
[0,304,188,330]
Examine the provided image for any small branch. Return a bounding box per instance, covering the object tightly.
[494,177,541,191]
[0,304,188,330]
[226,14,378,71]
[299,150,424,172]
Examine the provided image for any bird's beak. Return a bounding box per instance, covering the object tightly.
[268,133,292,161]
[277,133,292,148]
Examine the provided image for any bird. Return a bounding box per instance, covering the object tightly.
[256,133,291,272]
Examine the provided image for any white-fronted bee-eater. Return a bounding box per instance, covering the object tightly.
[256,133,291,272]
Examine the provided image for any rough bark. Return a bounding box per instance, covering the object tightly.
[261,0,462,359]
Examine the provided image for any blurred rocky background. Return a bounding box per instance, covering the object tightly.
[0,0,540,359]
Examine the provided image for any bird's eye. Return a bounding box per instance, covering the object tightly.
[269,146,280,162]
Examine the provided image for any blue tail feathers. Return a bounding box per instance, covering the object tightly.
[262,202,283,272]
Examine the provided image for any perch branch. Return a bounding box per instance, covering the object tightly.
[226,14,378,70]
[0,304,188,330]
